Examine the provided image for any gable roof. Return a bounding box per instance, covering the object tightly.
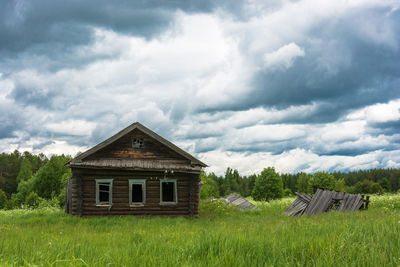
[70,122,207,167]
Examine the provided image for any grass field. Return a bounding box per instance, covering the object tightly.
[1,194,400,266]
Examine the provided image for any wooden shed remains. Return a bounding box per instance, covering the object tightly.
[65,122,207,216]
[285,189,370,216]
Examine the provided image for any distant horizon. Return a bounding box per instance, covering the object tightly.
[1,1,399,176]
[2,148,399,177]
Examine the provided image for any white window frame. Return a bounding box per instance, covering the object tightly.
[160,179,178,206]
[95,179,113,206]
[129,179,146,206]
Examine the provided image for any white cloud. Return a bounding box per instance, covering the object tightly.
[45,120,97,136]
[264,43,305,69]
[347,99,400,123]
[0,76,14,100]
[40,140,87,157]
[317,120,366,143]
[200,148,400,176]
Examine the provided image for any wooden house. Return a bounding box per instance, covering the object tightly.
[65,122,207,216]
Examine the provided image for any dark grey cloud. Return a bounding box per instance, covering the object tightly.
[10,84,57,109]
[0,100,25,139]
[31,140,54,151]
[367,120,400,136]
[199,8,400,126]
[320,148,383,157]
[251,48,398,115]
[0,0,245,60]
[227,142,300,155]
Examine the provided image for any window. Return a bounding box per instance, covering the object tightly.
[96,179,113,205]
[160,179,177,205]
[132,138,144,148]
[129,179,146,205]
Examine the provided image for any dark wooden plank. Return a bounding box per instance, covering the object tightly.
[285,198,301,213]
[304,189,324,215]
[342,194,358,211]
[312,190,334,215]
[349,195,363,211]
[288,201,308,216]
[341,194,350,211]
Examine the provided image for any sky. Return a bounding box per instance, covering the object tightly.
[0,0,400,176]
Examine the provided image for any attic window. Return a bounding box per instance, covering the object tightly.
[132,138,144,148]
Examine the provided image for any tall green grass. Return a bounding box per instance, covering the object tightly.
[0,194,399,266]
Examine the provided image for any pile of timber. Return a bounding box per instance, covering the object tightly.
[285,189,370,216]
[223,194,256,210]
[205,194,255,210]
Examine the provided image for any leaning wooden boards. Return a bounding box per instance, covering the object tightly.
[285,189,368,216]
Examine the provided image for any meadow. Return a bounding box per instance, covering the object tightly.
[0,194,399,266]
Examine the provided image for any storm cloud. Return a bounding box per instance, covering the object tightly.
[0,0,399,175]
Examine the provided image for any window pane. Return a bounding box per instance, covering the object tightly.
[162,182,175,202]
[99,191,109,202]
[131,184,143,203]
[99,184,110,191]
[98,182,110,203]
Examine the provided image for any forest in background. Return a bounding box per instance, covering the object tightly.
[0,150,71,209]
[200,167,400,200]
[0,150,399,209]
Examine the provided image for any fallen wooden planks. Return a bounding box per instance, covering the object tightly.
[284,193,312,216]
[205,194,256,210]
[224,193,256,210]
[286,189,369,216]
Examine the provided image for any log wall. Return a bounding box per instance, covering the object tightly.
[70,168,200,217]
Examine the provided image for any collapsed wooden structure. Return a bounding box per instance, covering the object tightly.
[285,189,370,216]
[205,194,256,210]
[224,193,255,210]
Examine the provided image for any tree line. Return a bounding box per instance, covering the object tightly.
[0,150,71,209]
[201,167,400,201]
[0,150,399,209]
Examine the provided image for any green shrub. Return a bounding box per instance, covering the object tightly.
[25,192,41,208]
[200,172,220,199]
[199,200,239,218]
[283,188,293,197]
[353,180,384,194]
[38,197,60,209]
[378,178,391,192]
[4,198,17,210]
[57,188,66,208]
[15,178,34,205]
[334,178,346,192]
[252,167,283,201]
